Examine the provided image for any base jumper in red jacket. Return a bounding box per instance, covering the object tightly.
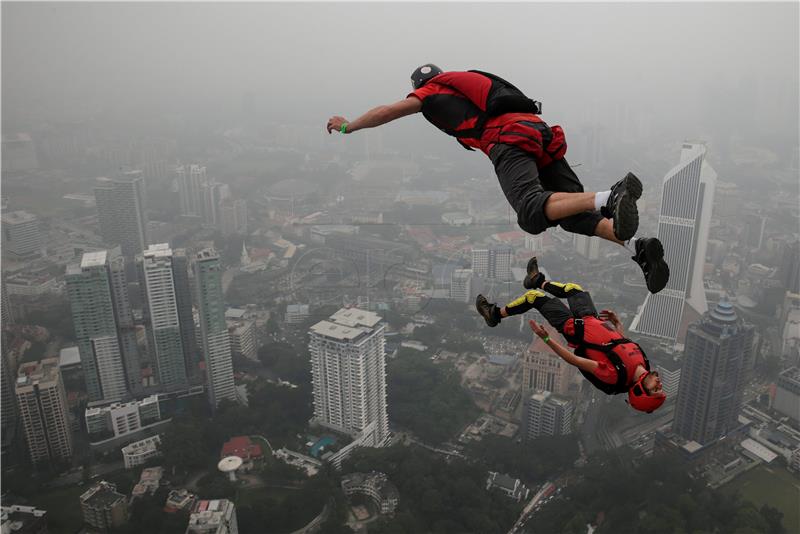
[326,64,669,293]
[476,257,666,413]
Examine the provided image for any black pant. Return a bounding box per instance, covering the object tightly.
[489,144,604,237]
[504,281,597,334]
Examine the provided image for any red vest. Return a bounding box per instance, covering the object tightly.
[563,316,648,391]
[409,71,567,165]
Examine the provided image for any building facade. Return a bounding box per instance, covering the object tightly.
[522,335,576,396]
[138,244,188,388]
[93,172,148,261]
[672,299,754,445]
[122,434,162,469]
[80,481,128,531]
[309,308,389,446]
[774,367,800,421]
[631,142,717,341]
[522,391,574,440]
[472,246,512,281]
[15,358,73,466]
[1,211,41,259]
[66,250,135,401]
[85,395,161,442]
[194,249,237,408]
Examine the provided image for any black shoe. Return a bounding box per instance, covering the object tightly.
[476,294,501,327]
[523,256,545,290]
[601,172,642,241]
[633,237,669,294]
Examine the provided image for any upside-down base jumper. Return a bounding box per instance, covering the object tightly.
[476,257,666,413]
[326,63,669,294]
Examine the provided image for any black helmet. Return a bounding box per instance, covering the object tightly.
[411,64,443,90]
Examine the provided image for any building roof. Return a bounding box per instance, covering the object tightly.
[329,308,382,328]
[80,250,107,268]
[741,438,778,463]
[488,472,519,492]
[221,436,262,459]
[1,211,37,224]
[80,482,125,508]
[59,346,81,368]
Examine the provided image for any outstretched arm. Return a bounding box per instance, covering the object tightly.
[529,320,599,374]
[327,97,422,134]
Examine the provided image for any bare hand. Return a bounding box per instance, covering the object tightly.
[599,309,620,325]
[529,320,548,339]
[326,116,349,134]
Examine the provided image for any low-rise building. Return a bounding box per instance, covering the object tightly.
[341,471,399,515]
[0,505,48,534]
[486,472,529,502]
[773,367,800,421]
[132,466,163,499]
[80,481,128,531]
[286,304,310,325]
[185,499,238,534]
[85,395,162,443]
[220,436,263,470]
[165,489,197,513]
[122,434,161,469]
[227,321,257,361]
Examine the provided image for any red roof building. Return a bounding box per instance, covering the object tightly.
[220,436,263,461]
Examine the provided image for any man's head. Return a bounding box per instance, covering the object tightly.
[628,370,666,413]
[411,64,443,90]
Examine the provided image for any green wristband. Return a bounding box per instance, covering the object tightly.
[340,123,348,134]
[541,336,550,343]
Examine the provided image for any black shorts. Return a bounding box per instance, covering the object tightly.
[489,143,603,237]
[536,289,598,333]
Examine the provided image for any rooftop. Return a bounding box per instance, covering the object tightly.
[329,307,382,328]
[80,482,125,508]
[779,366,800,383]
[15,358,60,390]
[1,210,37,224]
[81,250,108,269]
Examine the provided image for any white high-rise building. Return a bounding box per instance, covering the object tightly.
[450,269,473,303]
[524,234,543,253]
[176,164,208,217]
[522,391,573,440]
[138,244,187,387]
[94,173,148,261]
[573,234,600,260]
[309,308,389,446]
[1,211,41,259]
[194,249,236,408]
[471,246,512,281]
[66,250,138,401]
[630,142,717,341]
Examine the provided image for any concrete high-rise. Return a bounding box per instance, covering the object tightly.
[1,211,41,259]
[94,172,148,261]
[309,308,389,446]
[631,142,717,342]
[472,245,513,281]
[522,334,576,396]
[672,299,754,445]
[450,269,473,303]
[15,358,73,466]
[172,249,198,377]
[138,244,187,388]
[194,249,236,408]
[573,234,600,260]
[66,250,137,401]
[176,164,207,217]
[219,199,247,236]
[522,391,573,440]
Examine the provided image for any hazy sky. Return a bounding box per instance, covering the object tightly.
[2,2,798,142]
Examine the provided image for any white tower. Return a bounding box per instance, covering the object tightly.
[308,308,389,446]
[630,142,717,342]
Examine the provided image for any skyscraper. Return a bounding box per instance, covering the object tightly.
[522,391,573,440]
[172,249,198,377]
[176,164,207,217]
[522,334,576,396]
[630,142,717,341]
[15,358,73,466]
[138,244,187,388]
[1,211,41,259]
[2,277,14,326]
[194,249,236,408]
[309,308,389,446]
[472,245,513,281]
[672,299,754,445]
[66,251,133,401]
[219,199,247,236]
[94,172,148,261]
[450,269,474,303]
[106,247,143,394]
